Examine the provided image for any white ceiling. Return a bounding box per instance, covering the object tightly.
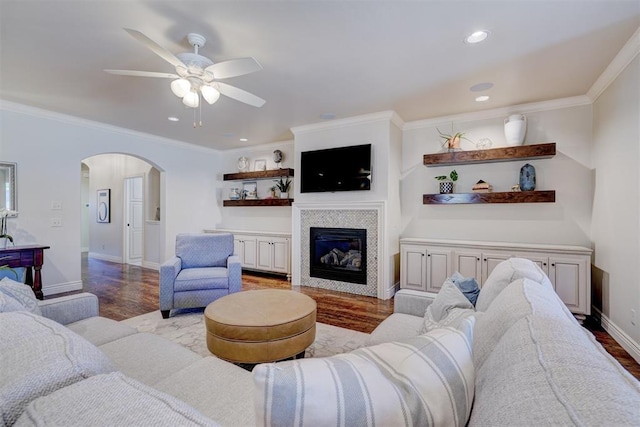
[1,1,638,151]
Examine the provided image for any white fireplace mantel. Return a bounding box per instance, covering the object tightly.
[292,201,392,299]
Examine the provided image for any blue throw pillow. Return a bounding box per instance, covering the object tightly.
[450,272,480,306]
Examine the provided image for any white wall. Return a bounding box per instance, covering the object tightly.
[1,103,222,295]
[591,54,640,352]
[401,104,594,247]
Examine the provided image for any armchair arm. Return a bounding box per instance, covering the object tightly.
[393,289,434,317]
[159,256,182,310]
[38,293,99,325]
[227,255,242,294]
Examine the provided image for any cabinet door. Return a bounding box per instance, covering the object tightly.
[454,250,482,283]
[482,252,511,283]
[256,238,273,271]
[426,247,452,293]
[548,256,589,315]
[237,236,257,269]
[400,244,427,291]
[271,237,290,274]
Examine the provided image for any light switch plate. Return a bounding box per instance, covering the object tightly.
[51,201,62,210]
[51,218,62,227]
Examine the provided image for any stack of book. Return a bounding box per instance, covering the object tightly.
[472,180,493,193]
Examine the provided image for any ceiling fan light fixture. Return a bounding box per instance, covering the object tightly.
[201,85,221,104]
[182,90,200,108]
[171,78,191,98]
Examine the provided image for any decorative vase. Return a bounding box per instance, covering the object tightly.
[280,192,289,199]
[504,114,527,146]
[439,182,454,194]
[519,163,536,191]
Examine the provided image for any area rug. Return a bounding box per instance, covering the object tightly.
[121,309,370,359]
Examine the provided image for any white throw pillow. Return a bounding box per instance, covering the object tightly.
[0,277,41,315]
[420,278,475,334]
[253,317,476,427]
[475,257,552,312]
[0,291,26,312]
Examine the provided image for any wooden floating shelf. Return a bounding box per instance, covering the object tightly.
[223,199,294,207]
[423,191,555,205]
[423,143,556,166]
[223,168,294,181]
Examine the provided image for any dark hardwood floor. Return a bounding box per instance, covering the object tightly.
[76,254,640,381]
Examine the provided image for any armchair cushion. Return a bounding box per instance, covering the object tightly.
[176,233,234,268]
[174,267,231,292]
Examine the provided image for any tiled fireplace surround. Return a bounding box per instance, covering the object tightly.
[292,201,390,299]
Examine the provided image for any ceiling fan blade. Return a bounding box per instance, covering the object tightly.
[123,28,185,69]
[216,82,266,107]
[104,69,179,79]
[205,57,262,79]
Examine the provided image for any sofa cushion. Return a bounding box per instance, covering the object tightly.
[0,311,115,426]
[175,267,230,291]
[473,278,576,369]
[469,316,640,426]
[99,332,202,386]
[15,372,220,427]
[0,277,41,315]
[154,357,255,427]
[475,257,552,312]
[0,290,25,312]
[420,278,475,334]
[367,313,424,345]
[253,317,475,427]
[67,316,137,346]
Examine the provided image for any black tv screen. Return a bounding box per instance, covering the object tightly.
[301,144,372,193]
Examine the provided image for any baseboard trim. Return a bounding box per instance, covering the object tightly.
[142,261,160,271]
[88,252,123,263]
[43,281,82,296]
[594,307,640,364]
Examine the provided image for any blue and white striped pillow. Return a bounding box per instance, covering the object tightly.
[253,316,475,427]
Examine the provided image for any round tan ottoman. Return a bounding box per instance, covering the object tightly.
[204,289,317,364]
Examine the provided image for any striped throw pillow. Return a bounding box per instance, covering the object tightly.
[253,317,475,427]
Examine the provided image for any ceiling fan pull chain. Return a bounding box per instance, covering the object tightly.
[193,105,197,128]
[199,93,203,127]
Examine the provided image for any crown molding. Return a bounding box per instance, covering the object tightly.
[0,99,220,155]
[291,110,404,135]
[403,96,592,130]
[222,139,294,155]
[587,26,640,102]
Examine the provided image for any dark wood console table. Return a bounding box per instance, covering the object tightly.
[0,245,50,300]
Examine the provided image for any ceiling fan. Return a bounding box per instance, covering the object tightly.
[105,29,265,113]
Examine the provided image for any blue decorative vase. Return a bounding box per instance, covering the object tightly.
[519,163,536,191]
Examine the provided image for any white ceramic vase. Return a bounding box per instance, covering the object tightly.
[504,114,527,146]
[280,192,289,199]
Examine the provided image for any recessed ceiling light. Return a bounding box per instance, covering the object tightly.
[168,116,179,122]
[320,113,336,120]
[222,132,234,138]
[470,82,494,92]
[475,95,490,102]
[239,138,248,142]
[465,30,489,44]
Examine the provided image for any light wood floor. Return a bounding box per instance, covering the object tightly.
[76,254,640,380]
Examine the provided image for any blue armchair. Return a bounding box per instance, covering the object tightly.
[159,233,241,319]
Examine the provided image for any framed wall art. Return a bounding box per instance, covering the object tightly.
[97,189,111,223]
[253,159,267,171]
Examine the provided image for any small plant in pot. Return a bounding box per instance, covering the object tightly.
[434,170,458,194]
[437,125,471,152]
[274,177,292,199]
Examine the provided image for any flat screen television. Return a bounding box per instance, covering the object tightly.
[301,144,372,193]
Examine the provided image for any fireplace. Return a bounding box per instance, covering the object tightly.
[310,227,367,285]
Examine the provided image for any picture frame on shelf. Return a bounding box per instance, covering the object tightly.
[243,181,258,199]
[253,159,267,171]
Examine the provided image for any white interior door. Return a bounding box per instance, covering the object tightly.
[125,176,144,266]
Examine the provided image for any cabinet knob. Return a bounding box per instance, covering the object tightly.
[551,263,555,267]
[543,262,547,266]
[427,254,431,257]
[483,258,487,262]
[477,257,480,261]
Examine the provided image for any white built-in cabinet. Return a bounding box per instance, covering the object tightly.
[205,229,291,280]
[400,238,592,318]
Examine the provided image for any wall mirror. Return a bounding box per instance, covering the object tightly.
[0,162,17,214]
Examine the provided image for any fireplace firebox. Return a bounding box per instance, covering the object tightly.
[310,227,367,284]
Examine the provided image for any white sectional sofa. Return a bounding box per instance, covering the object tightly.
[2,257,640,426]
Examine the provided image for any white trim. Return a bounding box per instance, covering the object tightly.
[88,252,123,263]
[594,307,640,365]
[291,111,404,135]
[222,139,295,154]
[587,27,640,102]
[403,96,591,130]
[142,261,160,271]
[0,99,219,155]
[43,281,82,296]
